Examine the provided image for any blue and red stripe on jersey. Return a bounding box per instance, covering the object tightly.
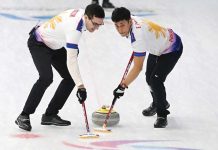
[133,51,146,57]
[66,43,78,49]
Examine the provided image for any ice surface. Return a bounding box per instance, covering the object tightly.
[1,0,218,149]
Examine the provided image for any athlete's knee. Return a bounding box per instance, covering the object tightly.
[149,74,164,89]
[38,77,53,87]
[63,78,75,87]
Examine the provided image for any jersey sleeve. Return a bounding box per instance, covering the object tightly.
[65,29,83,87]
[65,30,81,50]
[66,49,83,87]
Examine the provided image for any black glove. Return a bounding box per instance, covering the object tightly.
[113,84,127,99]
[76,88,87,104]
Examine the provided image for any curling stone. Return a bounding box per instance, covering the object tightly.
[92,105,120,126]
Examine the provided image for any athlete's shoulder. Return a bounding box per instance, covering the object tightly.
[131,16,144,31]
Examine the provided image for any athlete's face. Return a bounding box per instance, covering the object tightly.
[85,15,104,32]
[114,19,132,37]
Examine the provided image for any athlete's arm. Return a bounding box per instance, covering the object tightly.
[66,49,84,88]
[122,54,145,86]
[65,30,84,88]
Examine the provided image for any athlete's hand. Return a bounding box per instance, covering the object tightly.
[113,84,127,99]
[76,88,87,104]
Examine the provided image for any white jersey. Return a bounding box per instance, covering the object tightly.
[35,9,86,87]
[128,16,180,57]
[37,9,85,50]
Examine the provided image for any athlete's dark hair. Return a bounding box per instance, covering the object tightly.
[85,4,105,19]
[111,7,131,22]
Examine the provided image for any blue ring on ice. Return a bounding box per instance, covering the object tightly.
[0,12,156,21]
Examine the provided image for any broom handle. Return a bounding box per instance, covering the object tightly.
[82,102,90,133]
[120,52,134,83]
[103,97,117,128]
[103,52,134,128]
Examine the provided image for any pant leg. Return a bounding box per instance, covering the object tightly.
[146,54,159,106]
[45,48,75,115]
[23,33,53,114]
[148,45,183,117]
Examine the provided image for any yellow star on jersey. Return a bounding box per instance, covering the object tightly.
[44,15,62,30]
[144,19,167,39]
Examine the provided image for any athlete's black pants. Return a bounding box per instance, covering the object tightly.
[23,28,75,115]
[146,36,183,117]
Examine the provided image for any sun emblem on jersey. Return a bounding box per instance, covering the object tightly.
[144,19,167,39]
[44,15,62,30]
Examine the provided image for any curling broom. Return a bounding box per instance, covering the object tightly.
[94,52,134,132]
[79,102,99,138]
